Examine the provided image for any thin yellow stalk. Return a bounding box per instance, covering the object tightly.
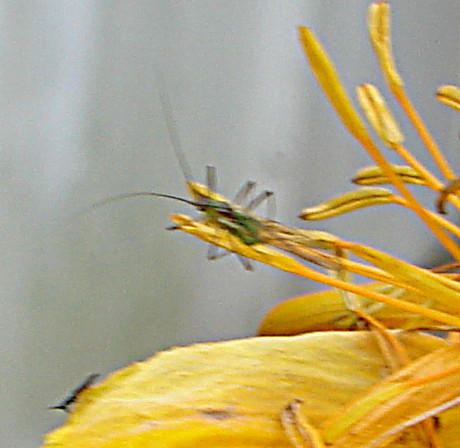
[298,25,460,261]
[407,363,460,388]
[356,82,460,213]
[392,143,443,191]
[392,85,456,181]
[391,196,460,239]
[253,251,460,327]
[272,239,445,303]
[172,214,460,327]
[361,136,460,261]
[368,2,457,181]
[297,266,460,333]
[354,309,410,368]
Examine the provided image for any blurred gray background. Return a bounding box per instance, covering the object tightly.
[1,1,458,446]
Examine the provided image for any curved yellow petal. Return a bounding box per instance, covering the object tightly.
[42,332,451,448]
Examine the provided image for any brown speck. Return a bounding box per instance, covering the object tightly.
[200,408,234,420]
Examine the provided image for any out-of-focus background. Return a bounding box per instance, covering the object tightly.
[1,1,458,446]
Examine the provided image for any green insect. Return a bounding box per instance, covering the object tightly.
[81,85,275,271]
[83,86,339,272]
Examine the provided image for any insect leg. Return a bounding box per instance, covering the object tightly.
[233,180,257,205]
[206,165,217,191]
[207,245,253,270]
[247,190,274,210]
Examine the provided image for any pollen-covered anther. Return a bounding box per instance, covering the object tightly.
[298,26,369,144]
[299,187,395,220]
[368,2,403,89]
[357,83,404,147]
[353,165,425,186]
[436,85,460,112]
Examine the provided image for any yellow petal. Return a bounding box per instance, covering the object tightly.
[258,283,454,336]
[436,85,460,112]
[42,332,451,448]
[299,188,395,220]
[353,165,426,186]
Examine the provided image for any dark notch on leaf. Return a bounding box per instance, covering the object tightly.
[49,373,100,413]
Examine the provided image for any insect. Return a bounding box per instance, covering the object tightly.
[81,85,276,271]
[83,86,342,273]
[49,373,100,413]
[156,87,345,270]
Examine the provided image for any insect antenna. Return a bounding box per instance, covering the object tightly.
[60,191,204,230]
[84,191,202,211]
[157,72,193,183]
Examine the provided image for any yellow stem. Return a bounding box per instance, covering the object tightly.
[172,214,460,327]
[393,143,442,190]
[358,133,460,261]
[280,261,460,327]
[276,241,441,303]
[394,143,460,212]
[392,197,460,239]
[392,85,456,181]
[407,364,460,388]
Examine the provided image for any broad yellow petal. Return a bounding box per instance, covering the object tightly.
[42,332,450,448]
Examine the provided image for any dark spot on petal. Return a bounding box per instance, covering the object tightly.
[200,408,234,420]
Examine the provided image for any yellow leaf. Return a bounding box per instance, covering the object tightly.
[42,332,452,448]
